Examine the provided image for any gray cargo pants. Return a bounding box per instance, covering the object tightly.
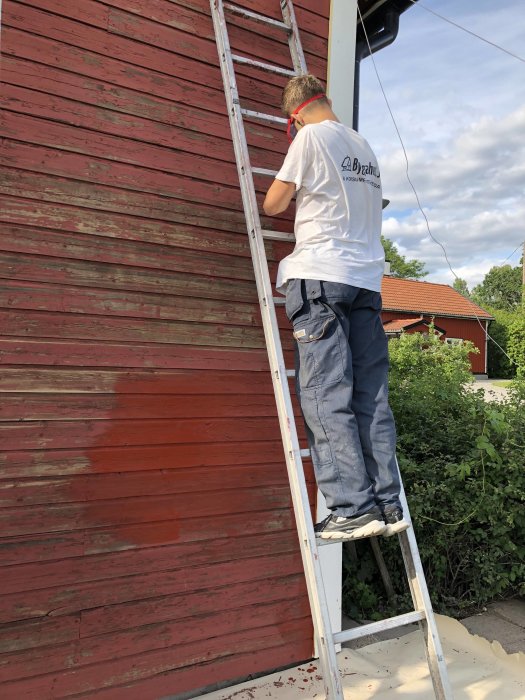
[285,279,401,518]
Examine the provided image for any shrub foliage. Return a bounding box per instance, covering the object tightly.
[486,306,525,379]
[508,315,525,377]
[342,330,525,621]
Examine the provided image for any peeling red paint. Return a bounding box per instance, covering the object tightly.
[0,0,329,696]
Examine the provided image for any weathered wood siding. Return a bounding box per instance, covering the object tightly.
[0,1,329,696]
[381,311,487,373]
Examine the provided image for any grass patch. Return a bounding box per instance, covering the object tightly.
[492,380,512,388]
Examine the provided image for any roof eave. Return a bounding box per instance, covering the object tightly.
[382,307,494,321]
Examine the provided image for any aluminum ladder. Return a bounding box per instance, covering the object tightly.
[209,1,453,698]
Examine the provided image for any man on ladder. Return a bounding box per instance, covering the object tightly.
[264,74,409,542]
[211,3,452,692]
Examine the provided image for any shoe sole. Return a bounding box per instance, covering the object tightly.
[318,519,387,541]
[382,520,410,537]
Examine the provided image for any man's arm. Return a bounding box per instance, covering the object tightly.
[263,179,296,216]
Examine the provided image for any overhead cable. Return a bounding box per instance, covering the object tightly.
[356,3,519,368]
[500,240,525,266]
[407,0,525,64]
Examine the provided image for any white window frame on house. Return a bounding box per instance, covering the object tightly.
[445,337,463,345]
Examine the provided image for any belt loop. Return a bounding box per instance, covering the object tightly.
[305,279,322,300]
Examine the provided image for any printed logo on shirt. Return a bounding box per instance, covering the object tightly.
[341,156,380,177]
[341,156,381,189]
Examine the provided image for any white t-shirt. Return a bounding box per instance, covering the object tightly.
[275,120,385,293]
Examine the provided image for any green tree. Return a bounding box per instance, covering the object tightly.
[471,264,522,312]
[381,236,428,279]
[453,277,470,296]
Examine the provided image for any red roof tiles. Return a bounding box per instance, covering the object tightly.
[381,277,493,320]
[383,317,425,332]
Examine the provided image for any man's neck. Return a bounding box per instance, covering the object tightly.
[303,107,339,125]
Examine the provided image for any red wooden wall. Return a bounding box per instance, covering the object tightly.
[0,1,329,697]
[381,311,488,373]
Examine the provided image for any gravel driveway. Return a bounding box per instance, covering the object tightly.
[471,377,510,402]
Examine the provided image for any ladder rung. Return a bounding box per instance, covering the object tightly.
[286,369,295,377]
[224,3,290,32]
[231,53,296,77]
[253,167,278,177]
[272,296,285,305]
[241,108,287,125]
[333,610,425,645]
[300,448,311,458]
[262,229,295,241]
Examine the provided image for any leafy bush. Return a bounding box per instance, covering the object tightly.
[507,315,525,378]
[342,330,525,620]
[486,307,517,379]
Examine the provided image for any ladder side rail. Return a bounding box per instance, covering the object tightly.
[210,2,343,698]
[281,0,308,74]
[398,472,454,699]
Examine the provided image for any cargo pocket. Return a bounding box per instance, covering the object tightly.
[293,303,343,389]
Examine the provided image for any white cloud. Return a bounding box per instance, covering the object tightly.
[358,0,525,289]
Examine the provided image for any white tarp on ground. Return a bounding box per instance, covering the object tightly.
[199,615,525,699]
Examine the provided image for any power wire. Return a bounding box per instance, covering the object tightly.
[499,240,524,266]
[406,0,525,64]
[355,3,520,370]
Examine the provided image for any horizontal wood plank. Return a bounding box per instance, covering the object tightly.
[0,550,303,621]
[0,28,285,131]
[0,415,285,450]
[0,309,266,348]
[0,616,311,698]
[0,464,291,507]
[0,280,262,327]
[0,392,286,421]
[0,368,276,394]
[0,592,309,672]
[0,338,282,369]
[0,484,296,538]
[0,506,302,566]
[2,111,256,188]
[0,438,306,479]
[2,86,281,176]
[3,2,290,100]
[0,525,302,596]
[0,194,263,258]
[0,251,258,301]
[0,225,256,280]
[0,141,245,210]
[0,615,81,657]
[80,637,312,700]
[0,169,294,232]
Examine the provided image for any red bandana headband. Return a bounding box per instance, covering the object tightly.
[287,93,326,143]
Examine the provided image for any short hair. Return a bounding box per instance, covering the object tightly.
[281,74,328,116]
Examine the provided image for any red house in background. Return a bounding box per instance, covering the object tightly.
[381,277,493,374]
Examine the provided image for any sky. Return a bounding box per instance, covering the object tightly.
[358,0,525,290]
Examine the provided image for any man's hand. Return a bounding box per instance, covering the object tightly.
[263,179,296,216]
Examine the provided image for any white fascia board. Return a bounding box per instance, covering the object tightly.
[313,1,359,657]
[327,0,358,125]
